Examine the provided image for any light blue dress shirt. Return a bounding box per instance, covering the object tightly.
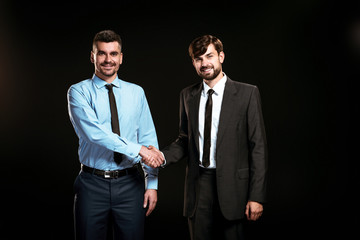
[67,74,158,189]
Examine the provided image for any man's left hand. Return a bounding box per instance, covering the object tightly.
[143,189,158,216]
[245,201,263,221]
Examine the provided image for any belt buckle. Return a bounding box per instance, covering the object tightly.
[104,171,112,179]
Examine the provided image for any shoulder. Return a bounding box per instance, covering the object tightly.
[119,79,145,95]
[227,77,258,91]
[226,77,261,98]
[67,78,93,95]
[180,82,202,96]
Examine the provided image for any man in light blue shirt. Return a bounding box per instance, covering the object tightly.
[67,30,164,240]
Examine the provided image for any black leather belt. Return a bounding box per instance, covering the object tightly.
[81,165,138,179]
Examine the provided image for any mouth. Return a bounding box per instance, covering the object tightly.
[200,67,213,74]
[101,64,115,70]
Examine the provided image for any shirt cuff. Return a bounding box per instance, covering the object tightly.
[160,151,166,168]
[126,142,142,159]
[145,175,158,190]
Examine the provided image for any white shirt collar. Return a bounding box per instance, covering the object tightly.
[202,72,227,96]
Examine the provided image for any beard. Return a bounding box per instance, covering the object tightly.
[100,68,117,77]
[198,65,222,81]
[99,62,118,77]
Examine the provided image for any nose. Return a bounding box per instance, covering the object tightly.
[104,54,112,63]
[201,59,210,68]
[202,56,213,65]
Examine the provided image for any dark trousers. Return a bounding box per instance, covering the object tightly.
[73,170,146,240]
[188,168,245,240]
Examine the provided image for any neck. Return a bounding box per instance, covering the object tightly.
[203,72,224,88]
[95,72,117,83]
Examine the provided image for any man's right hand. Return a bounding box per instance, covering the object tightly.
[139,145,164,168]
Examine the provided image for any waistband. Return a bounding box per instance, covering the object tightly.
[81,164,138,179]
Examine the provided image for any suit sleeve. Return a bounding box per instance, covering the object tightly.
[247,86,268,203]
[161,90,189,165]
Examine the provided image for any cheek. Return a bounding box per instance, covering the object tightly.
[194,63,201,70]
[95,56,104,64]
[116,57,123,65]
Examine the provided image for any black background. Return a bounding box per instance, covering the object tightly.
[0,0,355,239]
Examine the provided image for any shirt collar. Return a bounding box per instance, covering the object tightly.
[202,72,227,96]
[92,74,121,89]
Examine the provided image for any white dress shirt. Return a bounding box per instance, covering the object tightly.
[198,73,227,168]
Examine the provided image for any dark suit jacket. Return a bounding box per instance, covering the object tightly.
[162,77,268,221]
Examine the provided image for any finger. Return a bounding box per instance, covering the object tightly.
[251,211,262,221]
[152,159,162,167]
[146,200,157,216]
[152,146,161,153]
[143,158,151,166]
[146,204,153,216]
[245,205,250,220]
[152,162,160,168]
[143,194,148,208]
[155,154,164,163]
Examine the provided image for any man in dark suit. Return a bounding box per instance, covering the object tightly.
[152,35,268,239]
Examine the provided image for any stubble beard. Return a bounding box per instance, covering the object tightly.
[199,66,222,81]
[99,62,118,78]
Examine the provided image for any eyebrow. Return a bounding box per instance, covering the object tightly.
[97,50,120,54]
[195,52,214,60]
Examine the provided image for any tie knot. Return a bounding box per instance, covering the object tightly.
[207,89,215,96]
[105,84,113,91]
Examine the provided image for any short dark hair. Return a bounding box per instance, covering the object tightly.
[92,30,122,51]
[188,35,223,59]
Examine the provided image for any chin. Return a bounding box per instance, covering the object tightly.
[203,75,216,81]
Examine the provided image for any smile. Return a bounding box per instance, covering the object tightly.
[102,65,114,69]
[201,68,213,73]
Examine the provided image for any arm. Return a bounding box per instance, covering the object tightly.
[136,90,161,190]
[136,90,162,216]
[161,90,189,165]
[67,86,141,158]
[247,86,268,204]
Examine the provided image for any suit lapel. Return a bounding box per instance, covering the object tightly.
[216,78,237,149]
[188,83,203,153]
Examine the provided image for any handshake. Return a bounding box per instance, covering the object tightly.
[139,145,165,168]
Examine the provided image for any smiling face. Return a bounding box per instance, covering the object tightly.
[91,41,123,83]
[192,43,224,82]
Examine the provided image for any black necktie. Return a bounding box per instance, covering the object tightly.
[105,84,122,164]
[202,89,215,168]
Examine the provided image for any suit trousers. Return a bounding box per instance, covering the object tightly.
[73,169,146,240]
[188,168,245,240]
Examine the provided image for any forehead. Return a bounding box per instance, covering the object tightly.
[94,41,121,52]
[196,44,217,58]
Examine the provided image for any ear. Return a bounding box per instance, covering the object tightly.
[90,51,95,63]
[119,52,123,65]
[219,51,225,63]
[192,58,196,68]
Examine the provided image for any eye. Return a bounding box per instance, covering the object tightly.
[111,52,119,57]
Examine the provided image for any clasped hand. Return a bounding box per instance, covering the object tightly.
[139,145,164,168]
